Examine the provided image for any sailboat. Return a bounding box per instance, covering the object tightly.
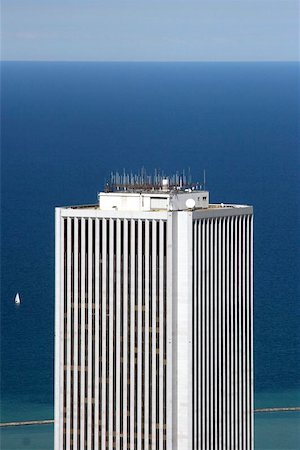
[15,293,21,305]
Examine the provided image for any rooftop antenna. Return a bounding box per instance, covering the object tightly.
[203,169,206,190]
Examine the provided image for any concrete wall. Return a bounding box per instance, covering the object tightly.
[172,211,194,449]
[55,203,253,450]
[98,190,209,212]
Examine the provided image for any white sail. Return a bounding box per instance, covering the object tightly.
[15,293,21,304]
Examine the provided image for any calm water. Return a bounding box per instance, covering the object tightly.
[1,62,299,449]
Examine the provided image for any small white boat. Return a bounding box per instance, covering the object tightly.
[15,293,21,305]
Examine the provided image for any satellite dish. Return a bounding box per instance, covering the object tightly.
[186,198,196,209]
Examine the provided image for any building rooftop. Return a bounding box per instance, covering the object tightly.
[104,169,205,193]
[60,171,251,213]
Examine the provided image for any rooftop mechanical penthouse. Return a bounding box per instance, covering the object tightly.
[55,171,253,450]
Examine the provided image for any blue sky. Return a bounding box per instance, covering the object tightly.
[2,1,299,61]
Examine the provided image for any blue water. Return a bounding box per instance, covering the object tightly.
[1,62,299,449]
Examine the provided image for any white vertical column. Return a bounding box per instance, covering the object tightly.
[242,216,247,450]
[250,215,254,450]
[246,215,251,450]
[247,215,251,448]
[130,220,136,450]
[87,219,93,449]
[234,216,238,449]
[108,219,114,449]
[159,220,165,448]
[245,216,249,450]
[226,217,231,448]
[213,219,218,449]
[176,211,193,450]
[123,220,128,448]
[211,219,215,448]
[101,219,107,450]
[193,220,202,448]
[137,220,143,450]
[144,220,150,449]
[80,219,86,450]
[221,217,226,448]
[192,220,196,447]
[94,219,100,450]
[217,218,222,449]
[238,216,242,449]
[66,218,71,450]
[116,219,121,449]
[201,219,206,448]
[197,220,201,449]
[151,220,157,450]
[206,219,211,447]
[166,214,173,450]
[54,209,63,450]
[230,216,234,449]
[209,219,214,446]
[73,218,79,450]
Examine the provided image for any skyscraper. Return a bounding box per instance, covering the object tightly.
[55,172,253,450]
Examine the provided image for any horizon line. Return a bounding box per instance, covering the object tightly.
[1,59,299,64]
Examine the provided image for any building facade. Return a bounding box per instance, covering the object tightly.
[55,175,253,450]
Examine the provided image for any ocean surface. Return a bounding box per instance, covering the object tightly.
[1,61,299,449]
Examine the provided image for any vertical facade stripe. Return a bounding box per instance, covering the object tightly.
[234,216,238,449]
[87,219,93,449]
[213,219,217,450]
[201,219,206,449]
[166,214,173,450]
[192,214,253,450]
[66,218,72,450]
[73,218,79,450]
[230,216,234,449]
[130,219,136,450]
[94,219,100,450]
[192,221,197,448]
[108,219,114,449]
[247,215,251,450]
[222,218,226,448]
[205,219,211,448]
[100,219,107,450]
[217,218,222,450]
[144,220,150,448]
[151,220,157,450]
[54,210,61,450]
[80,219,86,450]
[250,215,254,449]
[159,220,165,449]
[137,220,143,450]
[209,220,213,448]
[242,216,246,450]
[238,216,242,449]
[123,220,128,449]
[115,219,121,449]
[196,221,200,449]
[226,217,230,449]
